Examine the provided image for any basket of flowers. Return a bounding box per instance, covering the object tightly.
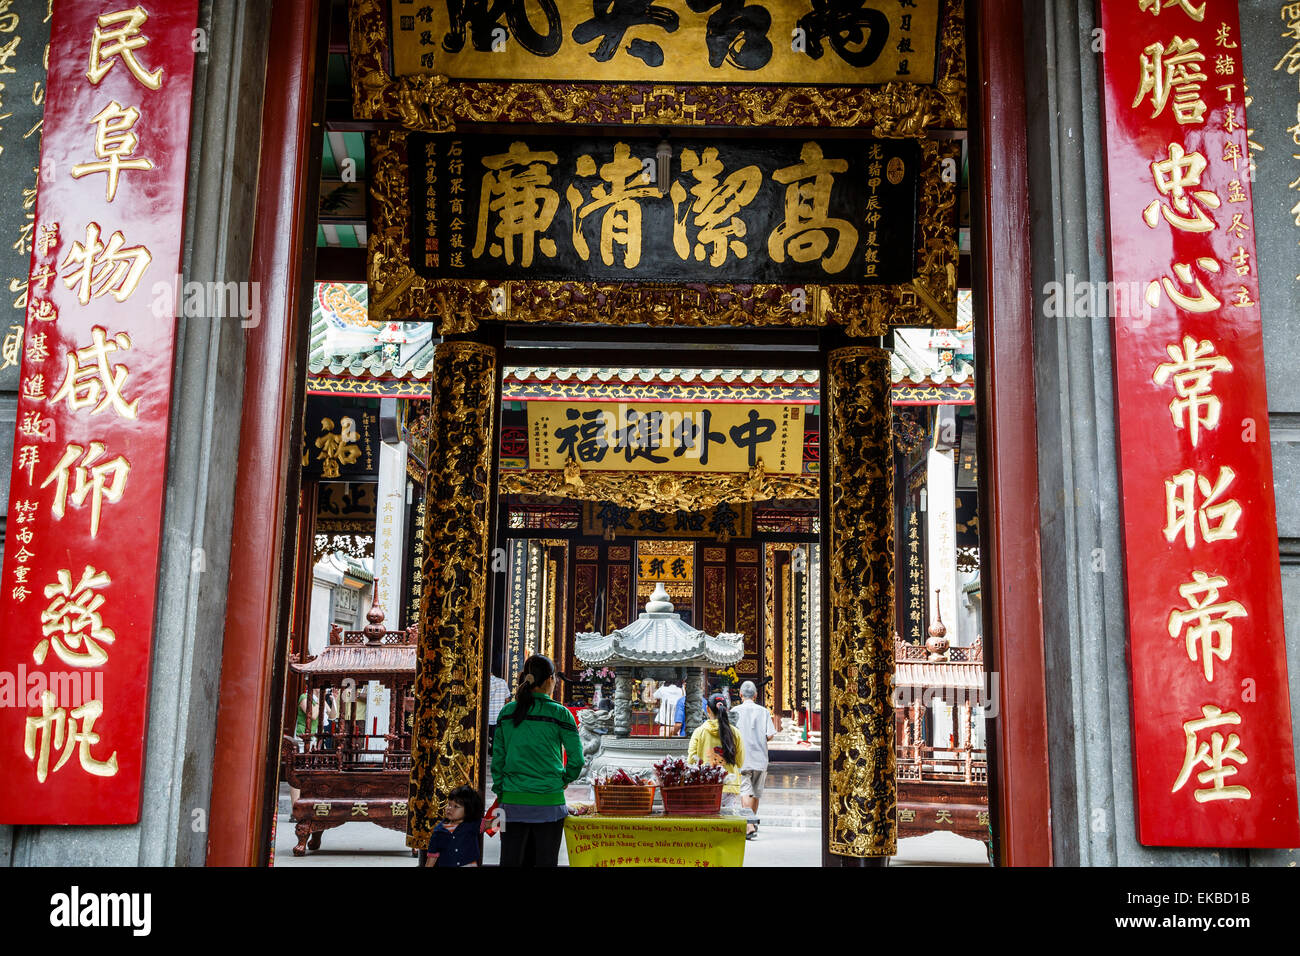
[592,769,656,815]
[653,756,728,815]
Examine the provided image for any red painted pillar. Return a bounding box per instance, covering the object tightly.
[969,0,1055,866]
[206,0,322,867]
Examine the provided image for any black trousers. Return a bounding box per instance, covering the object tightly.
[498,818,565,867]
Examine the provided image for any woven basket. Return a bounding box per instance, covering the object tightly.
[593,783,656,815]
[660,783,724,815]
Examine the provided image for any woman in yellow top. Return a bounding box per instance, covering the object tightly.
[688,692,746,808]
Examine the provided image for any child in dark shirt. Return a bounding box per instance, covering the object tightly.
[425,785,483,867]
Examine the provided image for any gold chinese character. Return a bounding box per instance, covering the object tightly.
[1225,179,1247,203]
[87,6,162,90]
[20,373,46,401]
[976,810,990,825]
[23,691,119,783]
[18,411,54,441]
[13,499,38,523]
[70,101,155,202]
[40,441,131,537]
[1138,0,1204,20]
[471,142,559,268]
[935,809,954,824]
[36,223,58,257]
[567,142,659,269]
[16,445,39,483]
[1173,704,1249,802]
[1143,144,1219,232]
[897,808,916,823]
[30,299,57,322]
[1231,285,1255,308]
[51,327,139,419]
[669,147,762,267]
[1145,257,1221,312]
[1222,141,1242,170]
[1230,245,1250,275]
[1133,37,1208,124]
[1214,22,1237,48]
[313,802,330,817]
[393,801,409,817]
[1151,335,1232,447]
[1222,105,1239,133]
[1168,571,1245,683]
[1226,212,1250,238]
[35,565,116,668]
[351,801,369,817]
[60,223,152,305]
[314,416,361,479]
[768,142,858,275]
[24,331,48,364]
[1164,466,1241,547]
[0,323,20,370]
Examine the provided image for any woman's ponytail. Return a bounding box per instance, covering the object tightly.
[511,654,555,727]
[709,693,738,766]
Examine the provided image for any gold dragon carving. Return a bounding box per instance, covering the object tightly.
[407,341,498,849]
[825,346,896,858]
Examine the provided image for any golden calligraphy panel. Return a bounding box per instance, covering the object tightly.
[390,0,940,86]
[526,401,805,473]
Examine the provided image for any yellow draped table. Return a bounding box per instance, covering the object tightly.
[563,814,747,868]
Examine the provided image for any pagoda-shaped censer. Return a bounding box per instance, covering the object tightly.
[575,582,744,780]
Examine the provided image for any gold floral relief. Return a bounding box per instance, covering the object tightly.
[497,468,818,511]
[350,0,965,133]
[407,341,498,849]
[367,133,957,333]
[825,345,895,858]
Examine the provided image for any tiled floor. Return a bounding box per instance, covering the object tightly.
[273,762,989,867]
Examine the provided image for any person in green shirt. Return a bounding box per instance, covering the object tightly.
[491,654,583,866]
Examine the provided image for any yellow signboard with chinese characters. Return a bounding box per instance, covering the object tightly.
[390,0,940,86]
[563,814,746,867]
[527,401,805,474]
[638,552,694,582]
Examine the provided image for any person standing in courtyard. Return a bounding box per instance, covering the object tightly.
[732,680,776,839]
[491,654,584,866]
[688,692,745,808]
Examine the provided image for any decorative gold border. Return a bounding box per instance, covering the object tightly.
[498,467,818,511]
[350,0,965,133]
[825,345,895,858]
[368,132,957,334]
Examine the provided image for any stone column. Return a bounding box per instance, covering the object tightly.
[685,667,706,737]
[824,346,895,859]
[407,341,498,850]
[613,674,632,736]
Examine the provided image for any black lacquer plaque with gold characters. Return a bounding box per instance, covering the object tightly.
[410,132,919,284]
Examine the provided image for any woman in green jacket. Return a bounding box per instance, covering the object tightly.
[492,654,584,866]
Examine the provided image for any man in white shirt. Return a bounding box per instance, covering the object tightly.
[732,680,776,838]
[653,681,684,737]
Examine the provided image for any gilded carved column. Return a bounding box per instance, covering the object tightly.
[407,341,498,849]
[826,346,896,859]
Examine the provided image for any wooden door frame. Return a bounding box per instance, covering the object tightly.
[205,0,1054,866]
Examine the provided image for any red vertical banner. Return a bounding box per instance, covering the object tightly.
[1098,0,1300,846]
[0,2,199,824]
